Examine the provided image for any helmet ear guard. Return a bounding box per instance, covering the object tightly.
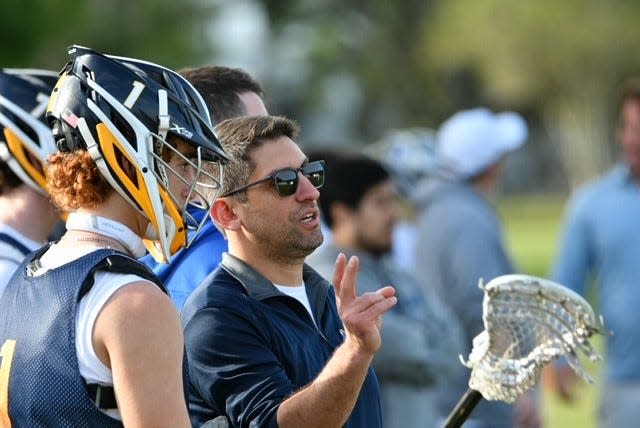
[51,120,83,153]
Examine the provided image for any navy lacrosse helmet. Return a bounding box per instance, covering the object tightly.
[0,69,59,193]
[47,45,228,262]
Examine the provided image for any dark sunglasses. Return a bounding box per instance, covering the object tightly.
[222,160,325,197]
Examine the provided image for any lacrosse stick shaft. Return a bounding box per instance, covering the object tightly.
[443,388,483,428]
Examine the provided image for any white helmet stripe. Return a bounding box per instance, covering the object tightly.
[157,89,169,140]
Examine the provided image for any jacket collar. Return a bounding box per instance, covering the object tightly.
[220,252,331,304]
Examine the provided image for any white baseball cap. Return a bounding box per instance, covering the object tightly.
[436,107,528,179]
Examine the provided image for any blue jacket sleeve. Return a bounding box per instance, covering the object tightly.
[184,305,294,428]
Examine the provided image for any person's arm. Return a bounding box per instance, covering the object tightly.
[93,281,190,428]
[276,254,396,428]
[357,268,440,384]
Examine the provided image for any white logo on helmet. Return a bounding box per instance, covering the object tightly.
[169,123,193,139]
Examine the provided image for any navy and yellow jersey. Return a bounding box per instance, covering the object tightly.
[0,247,166,428]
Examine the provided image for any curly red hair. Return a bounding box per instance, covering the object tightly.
[46,150,114,211]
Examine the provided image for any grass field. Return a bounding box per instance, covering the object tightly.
[498,194,602,428]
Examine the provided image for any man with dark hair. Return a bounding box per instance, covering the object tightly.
[306,150,463,428]
[178,65,265,124]
[140,65,267,310]
[182,115,397,428]
[548,78,640,427]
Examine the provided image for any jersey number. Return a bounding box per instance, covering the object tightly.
[0,339,15,428]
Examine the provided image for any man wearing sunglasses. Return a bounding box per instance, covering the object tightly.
[182,115,397,428]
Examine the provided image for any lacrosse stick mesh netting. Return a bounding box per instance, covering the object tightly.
[462,274,604,403]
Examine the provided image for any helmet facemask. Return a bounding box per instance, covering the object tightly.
[146,132,223,262]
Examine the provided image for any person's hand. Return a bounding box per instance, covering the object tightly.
[514,392,541,428]
[332,253,397,355]
[542,363,578,403]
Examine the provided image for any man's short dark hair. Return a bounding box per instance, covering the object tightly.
[308,150,389,229]
[179,65,264,125]
[212,115,299,201]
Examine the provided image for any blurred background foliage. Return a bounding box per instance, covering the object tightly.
[5,0,640,195]
[3,1,620,426]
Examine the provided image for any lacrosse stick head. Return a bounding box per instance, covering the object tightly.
[462,274,604,403]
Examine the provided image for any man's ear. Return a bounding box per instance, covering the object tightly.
[210,198,241,231]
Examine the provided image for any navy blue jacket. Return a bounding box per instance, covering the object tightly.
[0,247,165,427]
[182,252,383,428]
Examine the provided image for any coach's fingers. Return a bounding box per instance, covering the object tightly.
[344,286,397,316]
[334,255,359,305]
[376,286,395,299]
[363,292,397,318]
[332,252,347,291]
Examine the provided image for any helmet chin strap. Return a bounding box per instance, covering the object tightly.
[143,213,176,262]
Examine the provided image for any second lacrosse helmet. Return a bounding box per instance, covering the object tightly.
[0,69,59,193]
[47,45,228,262]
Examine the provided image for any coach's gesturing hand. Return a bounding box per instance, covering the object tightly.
[333,253,397,355]
[277,253,397,428]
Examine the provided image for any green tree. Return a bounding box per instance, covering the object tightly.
[1,0,215,70]
[256,0,441,142]
[419,0,640,189]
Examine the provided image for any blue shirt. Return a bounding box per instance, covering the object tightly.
[552,164,640,382]
[140,208,228,310]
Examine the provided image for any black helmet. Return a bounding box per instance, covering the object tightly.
[0,68,59,193]
[47,45,228,262]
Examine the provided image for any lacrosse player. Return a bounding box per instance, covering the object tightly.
[0,45,227,427]
[140,65,267,311]
[0,69,61,294]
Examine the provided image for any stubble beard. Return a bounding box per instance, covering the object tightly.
[252,217,324,263]
[286,225,324,259]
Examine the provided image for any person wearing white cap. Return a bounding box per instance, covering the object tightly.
[436,107,528,181]
[409,107,540,428]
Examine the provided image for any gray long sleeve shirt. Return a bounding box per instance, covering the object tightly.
[411,177,517,428]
